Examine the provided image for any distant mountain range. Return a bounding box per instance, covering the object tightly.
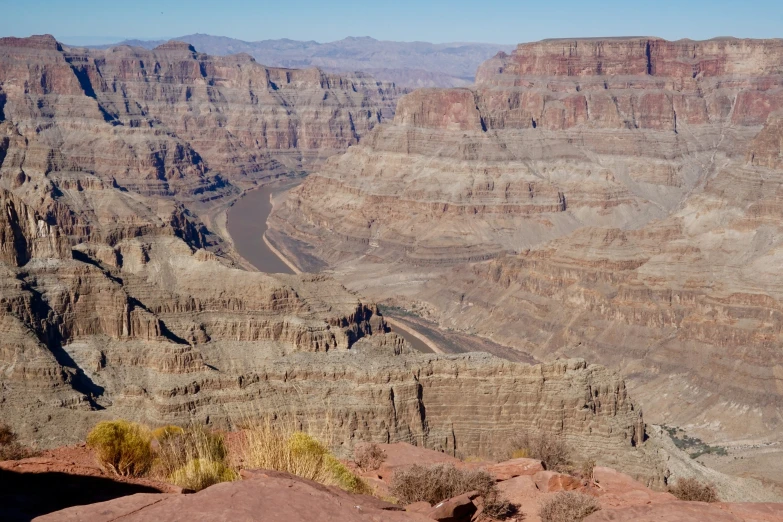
[83,34,513,88]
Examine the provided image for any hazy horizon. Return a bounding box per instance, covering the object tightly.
[2,0,781,46]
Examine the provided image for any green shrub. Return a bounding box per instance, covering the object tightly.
[169,458,238,491]
[86,420,153,477]
[539,491,600,522]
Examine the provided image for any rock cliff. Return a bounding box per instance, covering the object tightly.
[0,35,667,488]
[270,37,783,453]
[0,34,402,200]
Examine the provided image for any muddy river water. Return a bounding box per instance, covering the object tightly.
[226,185,434,353]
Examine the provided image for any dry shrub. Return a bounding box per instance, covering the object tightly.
[580,459,596,482]
[0,423,36,461]
[354,443,386,471]
[154,425,236,491]
[237,421,369,494]
[506,431,571,472]
[668,477,719,502]
[511,448,530,459]
[539,491,600,522]
[169,458,238,491]
[86,420,153,477]
[152,425,185,441]
[389,463,516,518]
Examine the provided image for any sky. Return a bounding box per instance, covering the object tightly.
[1,0,781,45]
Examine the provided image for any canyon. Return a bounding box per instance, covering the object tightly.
[89,34,515,88]
[0,33,697,498]
[1,32,782,509]
[269,37,783,489]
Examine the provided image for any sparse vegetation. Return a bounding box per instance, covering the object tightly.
[152,425,185,441]
[377,304,420,319]
[238,422,370,494]
[580,458,596,483]
[354,442,386,471]
[154,425,235,491]
[505,431,571,472]
[511,448,530,459]
[169,458,238,491]
[389,463,516,518]
[668,477,719,502]
[86,420,153,477]
[539,491,600,522]
[0,423,37,461]
[662,426,728,459]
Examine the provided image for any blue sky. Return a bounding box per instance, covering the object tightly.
[1,0,781,45]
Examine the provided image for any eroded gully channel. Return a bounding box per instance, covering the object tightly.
[225,184,436,353]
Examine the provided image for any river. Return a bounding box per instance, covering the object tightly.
[225,184,435,353]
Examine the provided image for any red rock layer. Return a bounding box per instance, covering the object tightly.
[271,37,783,444]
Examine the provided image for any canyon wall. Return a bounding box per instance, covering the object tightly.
[0,35,663,486]
[271,38,783,445]
[0,34,402,203]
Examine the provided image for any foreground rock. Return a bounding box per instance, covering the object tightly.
[0,445,177,522]
[36,470,432,522]
[270,37,783,473]
[10,442,783,521]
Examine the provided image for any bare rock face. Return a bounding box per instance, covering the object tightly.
[36,470,432,522]
[0,35,403,200]
[0,34,720,493]
[270,37,783,450]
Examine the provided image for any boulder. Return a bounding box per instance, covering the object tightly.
[485,458,545,481]
[36,470,433,522]
[583,501,783,522]
[426,492,478,522]
[533,471,582,493]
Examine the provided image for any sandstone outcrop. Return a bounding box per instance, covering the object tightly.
[269,38,783,461]
[92,34,514,88]
[0,35,402,201]
[0,34,761,500]
[7,441,781,521]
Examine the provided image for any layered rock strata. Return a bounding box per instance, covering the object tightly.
[270,38,783,446]
[0,35,700,490]
[0,35,402,201]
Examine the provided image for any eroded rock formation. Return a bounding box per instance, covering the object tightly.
[0,35,667,489]
[270,38,783,451]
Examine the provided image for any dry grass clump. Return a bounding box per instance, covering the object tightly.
[154,425,237,491]
[151,425,184,441]
[506,431,571,472]
[389,463,516,518]
[238,422,369,494]
[86,420,153,477]
[511,448,530,459]
[169,458,238,491]
[354,442,386,471]
[539,491,600,522]
[668,477,719,502]
[0,423,37,461]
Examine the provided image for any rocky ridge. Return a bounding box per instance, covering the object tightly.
[15,442,783,521]
[0,34,402,201]
[0,34,676,491]
[269,37,783,460]
[89,34,515,88]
